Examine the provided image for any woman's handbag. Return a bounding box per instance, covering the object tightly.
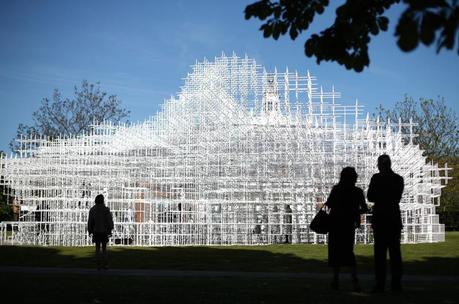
[309,206,330,234]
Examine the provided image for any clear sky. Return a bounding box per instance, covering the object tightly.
[1,0,458,153]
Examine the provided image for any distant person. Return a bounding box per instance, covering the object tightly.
[325,167,368,291]
[284,205,293,244]
[43,204,50,232]
[88,194,114,270]
[35,204,42,235]
[367,155,404,292]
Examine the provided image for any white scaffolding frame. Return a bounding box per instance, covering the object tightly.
[0,54,451,246]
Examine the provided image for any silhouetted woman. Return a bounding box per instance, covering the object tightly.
[88,194,114,270]
[325,167,368,291]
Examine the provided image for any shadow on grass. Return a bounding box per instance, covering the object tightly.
[0,245,325,271]
[0,246,458,304]
[0,245,458,275]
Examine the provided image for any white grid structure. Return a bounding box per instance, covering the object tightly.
[0,54,450,246]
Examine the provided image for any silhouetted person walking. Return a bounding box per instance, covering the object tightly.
[284,204,293,244]
[325,167,368,291]
[367,155,404,292]
[88,194,114,270]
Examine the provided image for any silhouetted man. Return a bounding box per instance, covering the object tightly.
[367,155,404,292]
[88,194,114,270]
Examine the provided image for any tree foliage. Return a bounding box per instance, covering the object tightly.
[245,0,459,72]
[437,156,459,231]
[10,81,130,152]
[377,96,459,230]
[0,151,13,221]
[377,96,458,158]
[0,202,12,221]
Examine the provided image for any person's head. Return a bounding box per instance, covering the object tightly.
[377,154,392,173]
[339,167,358,186]
[95,194,105,205]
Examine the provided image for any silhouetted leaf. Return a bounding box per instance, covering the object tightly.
[289,25,298,39]
[378,16,389,31]
[396,14,419,51]
[260,24,272,38]
[272,25,281,39]
[370,22,380,35]
[420,13,439,45]
[274,6,281,19]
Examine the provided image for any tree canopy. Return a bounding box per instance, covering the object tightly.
[0,150,13,221]
[377,96,458,158]
[245,0,459,72]
[10,80,130,152]
[377,96,459,230]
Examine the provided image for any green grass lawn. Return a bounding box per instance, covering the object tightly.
[1,232,458,275]
[1,233,458,304]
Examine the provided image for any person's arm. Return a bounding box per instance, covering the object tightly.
[396,176,404,203]
[107,208,114,235]
[324,186,338,209]
[355,188,368,228]
[367,175,377,203]
[87,209,94,235]
[358,188,369,214]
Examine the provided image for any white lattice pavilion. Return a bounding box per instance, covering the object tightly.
[0,54,450,246]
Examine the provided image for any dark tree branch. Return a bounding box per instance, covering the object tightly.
[245,0,459,72]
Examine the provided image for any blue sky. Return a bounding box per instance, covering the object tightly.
[1,0,458,153]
